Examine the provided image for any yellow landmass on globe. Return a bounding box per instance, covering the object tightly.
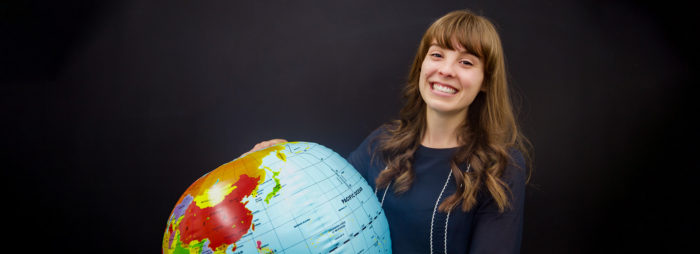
[275,150,286,162]
[213,243,229,254]
[193,183,237,209]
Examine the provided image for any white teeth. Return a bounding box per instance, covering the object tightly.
[433,83,456,94]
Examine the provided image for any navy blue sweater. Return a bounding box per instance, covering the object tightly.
[346,128,525,253]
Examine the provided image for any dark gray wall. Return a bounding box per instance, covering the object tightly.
[3,0,697,253]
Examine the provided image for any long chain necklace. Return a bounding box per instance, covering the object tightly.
[375,164,471,254]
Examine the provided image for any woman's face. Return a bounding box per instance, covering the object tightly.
[419,40,485,116]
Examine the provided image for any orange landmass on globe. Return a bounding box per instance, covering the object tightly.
[169,145,289,250]
[170,144,290,210]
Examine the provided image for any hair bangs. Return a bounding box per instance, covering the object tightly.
[428,14,487,60]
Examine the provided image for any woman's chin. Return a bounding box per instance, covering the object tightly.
[426,104,463,116]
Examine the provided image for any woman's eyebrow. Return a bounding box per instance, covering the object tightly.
[429,43,469,54]
[428,43,444,49]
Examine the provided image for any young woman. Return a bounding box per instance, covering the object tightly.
[250,10,530,254]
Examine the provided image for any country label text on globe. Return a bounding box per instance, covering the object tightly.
[162,142,392,254]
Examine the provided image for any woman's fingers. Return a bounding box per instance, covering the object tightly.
[268,139,288,145]
[242,139,289,157]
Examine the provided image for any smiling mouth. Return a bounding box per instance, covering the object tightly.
[430,82,457,94]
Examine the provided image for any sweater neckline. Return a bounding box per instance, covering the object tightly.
[416,144,457,158]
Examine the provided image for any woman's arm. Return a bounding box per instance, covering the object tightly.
[468,149,527,254]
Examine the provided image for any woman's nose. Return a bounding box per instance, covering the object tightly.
[438,63,455,78]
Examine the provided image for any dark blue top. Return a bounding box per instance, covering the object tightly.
[346,127,526,254]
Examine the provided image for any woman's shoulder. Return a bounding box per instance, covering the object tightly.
[503,147,527,187]
[347,125,394,178]
[361,124,395,149]
[349,125,388,157]
[507,147,526,170]
[370,123,396,137]
[367,125,389,140]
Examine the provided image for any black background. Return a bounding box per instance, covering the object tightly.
[2,0,698,253]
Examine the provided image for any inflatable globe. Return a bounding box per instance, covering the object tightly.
[162,142,392,254]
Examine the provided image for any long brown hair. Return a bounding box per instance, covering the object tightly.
[374,10,531,213]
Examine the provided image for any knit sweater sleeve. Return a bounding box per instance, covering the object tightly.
[468,149,527,254]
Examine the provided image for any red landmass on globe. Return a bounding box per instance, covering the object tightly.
[179,174,260,249]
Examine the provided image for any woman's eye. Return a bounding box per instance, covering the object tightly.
[461,61,473,66]
[430,53,443,58]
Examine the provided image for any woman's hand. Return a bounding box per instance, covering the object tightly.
[241,139,288,157]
